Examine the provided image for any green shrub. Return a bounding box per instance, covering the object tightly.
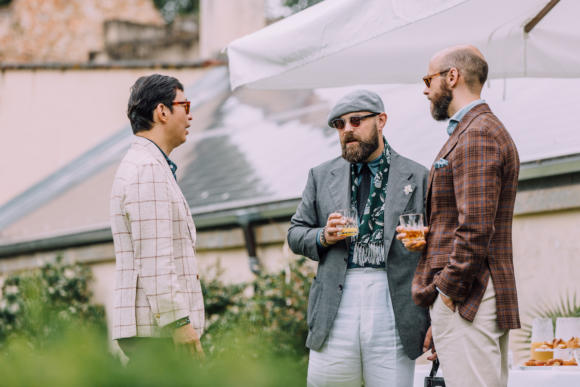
[0,256,313,386]
[202,257,314,363]
[0,256,106,345]
[0,323,307,387]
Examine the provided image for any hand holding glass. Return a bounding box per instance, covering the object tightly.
[336,209,358,238]
[398,214,426,244]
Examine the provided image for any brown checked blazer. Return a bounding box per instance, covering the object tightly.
[412,103,520,330]
[110,136,204,340]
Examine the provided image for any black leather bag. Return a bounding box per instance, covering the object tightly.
[424,359,446,387]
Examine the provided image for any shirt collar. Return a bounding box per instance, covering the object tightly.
[446,99,485,136]
[355,154,382,177]
[143,138,178,179]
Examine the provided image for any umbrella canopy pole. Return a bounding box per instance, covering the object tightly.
[524,0,560,33]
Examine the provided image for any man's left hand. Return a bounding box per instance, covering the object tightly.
[173,323,205,360]
[423,326,437,361]
[439,293,455,312]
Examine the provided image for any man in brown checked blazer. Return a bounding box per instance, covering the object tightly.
[398,46,520,387]
[110,74,204,359]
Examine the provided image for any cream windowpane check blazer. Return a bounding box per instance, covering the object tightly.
[110,136,204,340]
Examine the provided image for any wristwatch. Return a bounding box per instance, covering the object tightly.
[174,316,190,329]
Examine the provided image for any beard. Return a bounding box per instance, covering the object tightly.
[430,80,453,121]
[341,123,380,163]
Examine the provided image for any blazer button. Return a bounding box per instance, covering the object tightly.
[338,284,343,291]
[155,313,161,319]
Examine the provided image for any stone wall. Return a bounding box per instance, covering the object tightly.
[98,18,199,62]
[0,0,163,62]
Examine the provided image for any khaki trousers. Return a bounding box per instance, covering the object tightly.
[430,278,509,387]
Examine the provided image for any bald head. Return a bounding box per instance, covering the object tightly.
[431,45,488,92]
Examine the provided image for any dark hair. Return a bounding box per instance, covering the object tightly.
[127,74,184,134]
[441,49,488,91]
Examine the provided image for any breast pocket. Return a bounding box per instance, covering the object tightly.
[433,165,452,179]
[431,165,455,202]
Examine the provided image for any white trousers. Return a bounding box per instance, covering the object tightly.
[430,278,509,387]
[307,268,415,387]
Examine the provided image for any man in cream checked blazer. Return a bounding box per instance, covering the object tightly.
[110,74,204,359]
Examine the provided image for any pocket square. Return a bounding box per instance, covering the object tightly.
[434,158,449,169]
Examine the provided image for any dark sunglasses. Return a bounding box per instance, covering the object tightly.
[422,69,450,88]
[172,100,191,114]
[330,113,379,130]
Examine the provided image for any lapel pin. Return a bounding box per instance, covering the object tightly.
[404,184,413,195]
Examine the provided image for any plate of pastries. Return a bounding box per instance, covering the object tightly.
[522,337,580,368]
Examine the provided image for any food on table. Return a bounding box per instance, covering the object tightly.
[526,336,580,366]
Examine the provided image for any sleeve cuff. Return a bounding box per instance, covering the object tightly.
[316,229,324,248]
[433,272,468,303]
[173,316,191,329]
[435,286,449,298]
[155,309,189,328]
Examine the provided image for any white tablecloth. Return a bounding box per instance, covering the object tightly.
[414,364,580,387]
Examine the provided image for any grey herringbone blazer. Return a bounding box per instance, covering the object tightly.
[288,148,429,359]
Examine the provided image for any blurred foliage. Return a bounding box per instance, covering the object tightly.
[152,0,323,23]
[0,256,106,346]
[0,256,315,385]
[283,0,324,12]
[0,0,11,8]
[0,324,307,387]
[202,257,314,362]
[535,293,580,320]
[153,0,199,23]
[516,292,580,351]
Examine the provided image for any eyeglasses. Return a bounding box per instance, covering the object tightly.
[172,100,191,114]
[422,69,451,88]
[330,113,379,130]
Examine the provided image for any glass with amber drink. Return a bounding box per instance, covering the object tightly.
[336,209,359,238]
[398,213,425,244]
[530,318,554,362]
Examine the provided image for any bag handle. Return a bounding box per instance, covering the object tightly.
[429,359,440,377]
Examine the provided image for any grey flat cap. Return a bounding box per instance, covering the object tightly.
[327,89,384,127]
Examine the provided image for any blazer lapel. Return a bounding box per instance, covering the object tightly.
[328,161,351,248]
[426,134,457,213]
[328,162,351,213]
[425,103,492,215]
[163,170,196,245]
[383,150,415,255]
[426,134,458,197]
[137,137,197,244]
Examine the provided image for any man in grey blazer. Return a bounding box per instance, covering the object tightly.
[288,90,430,387]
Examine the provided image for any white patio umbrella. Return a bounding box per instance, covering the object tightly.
[228,0,579,90]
